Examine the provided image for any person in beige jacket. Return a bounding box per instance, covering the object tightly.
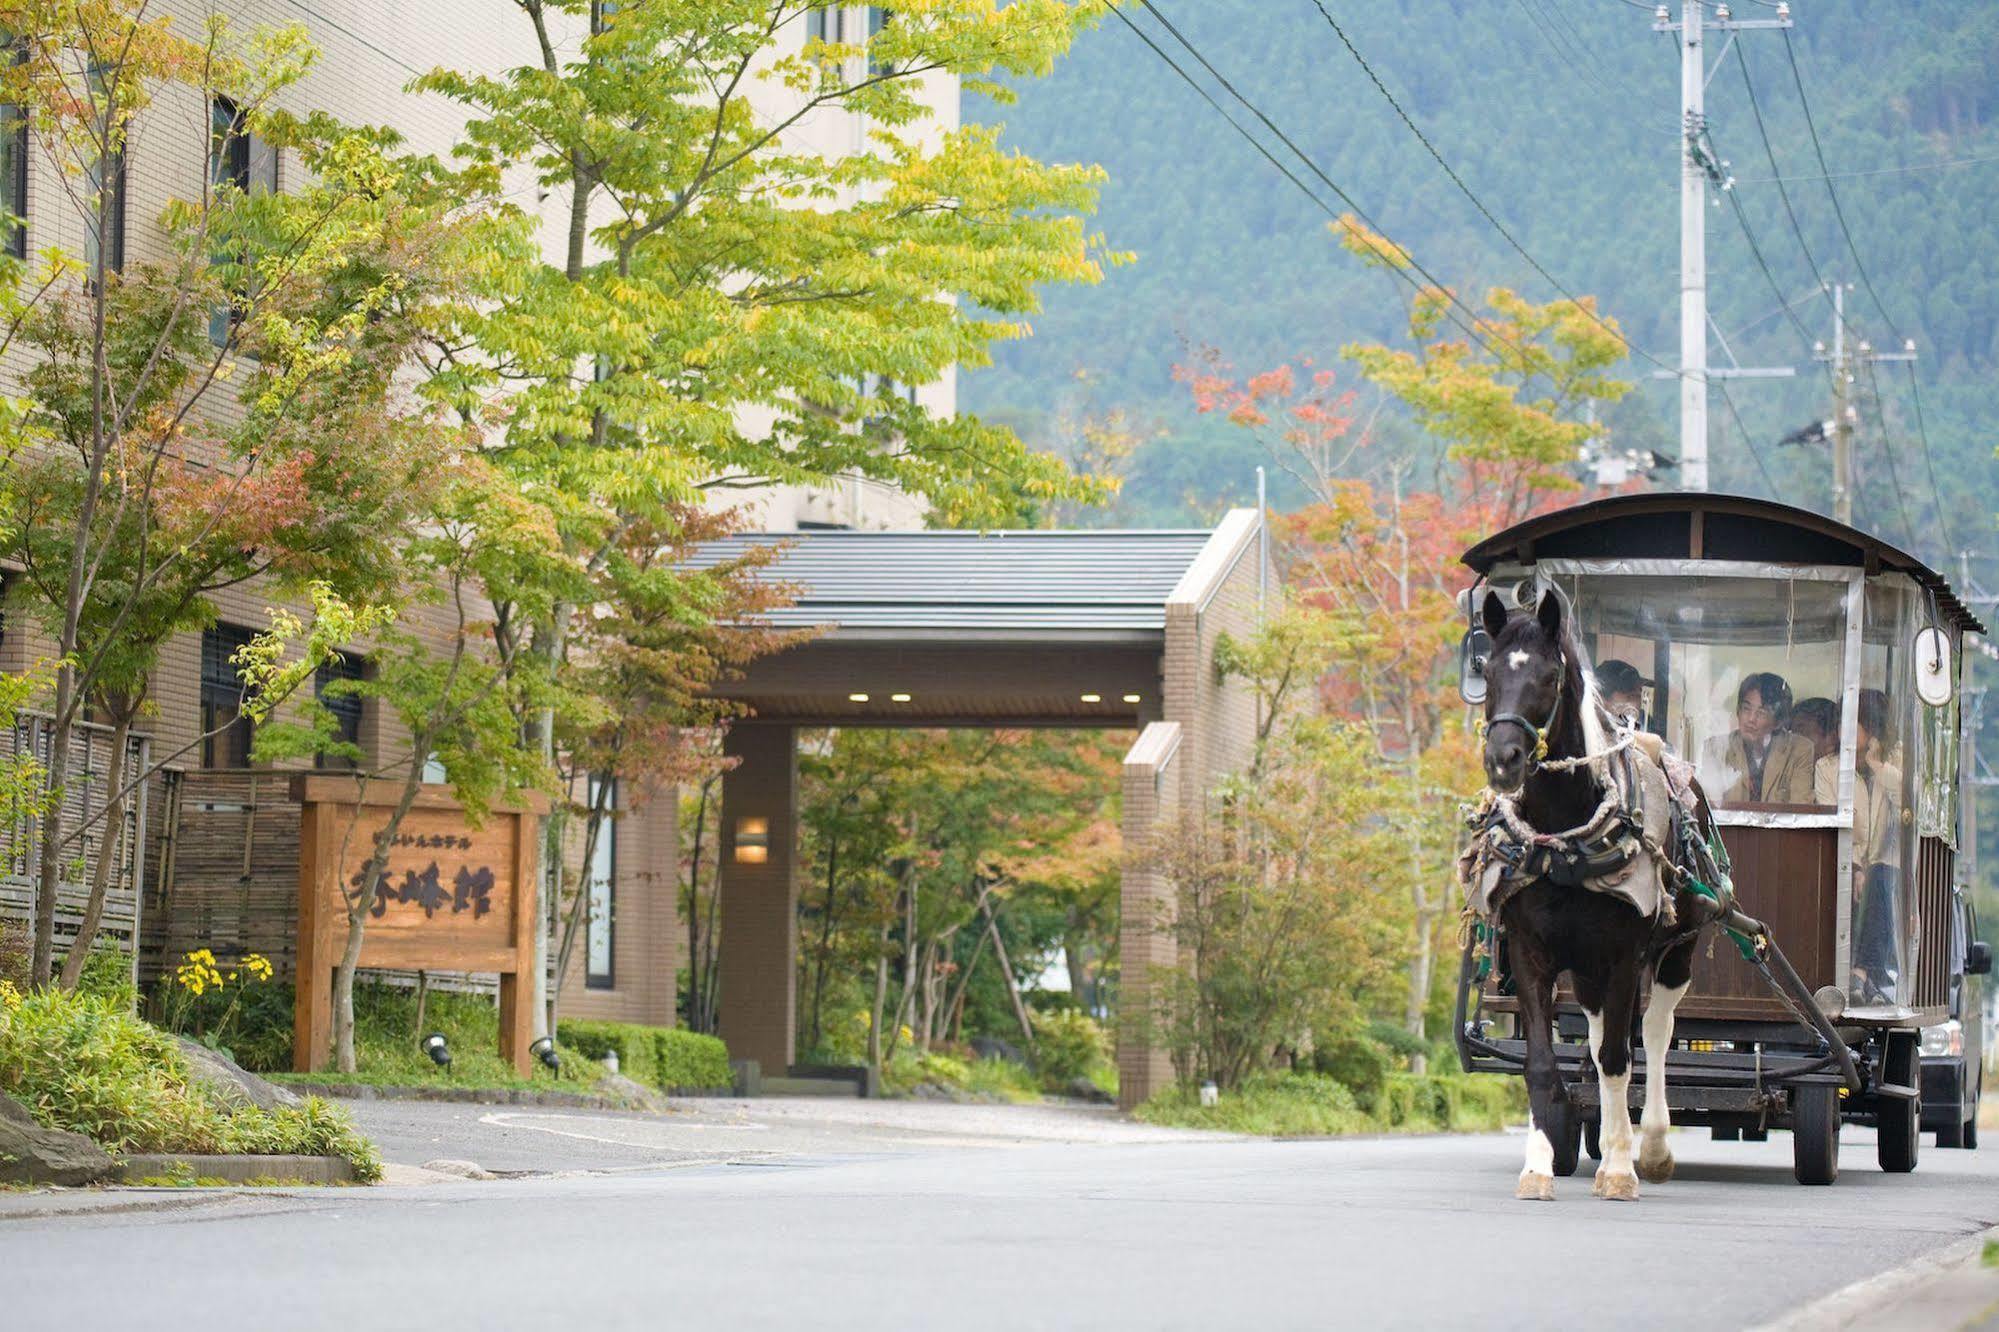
[1700,672,1816,805]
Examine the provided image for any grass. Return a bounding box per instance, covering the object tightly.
[1137,1070,1525,1137]
[881,1049,1043,1102]
[249,984,607,1094]
[0,987,381,1182]
[1983,1239,1997,1270]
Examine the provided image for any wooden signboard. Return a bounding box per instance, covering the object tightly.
[291,777,547,1075]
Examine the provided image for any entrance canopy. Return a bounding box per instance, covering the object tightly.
[695,515,1261,728]
[691,512,1266,1107]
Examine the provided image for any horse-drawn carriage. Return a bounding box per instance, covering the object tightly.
[1454,492,1992,1189]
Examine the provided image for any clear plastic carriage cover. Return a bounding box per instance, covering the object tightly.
[1550,566,1943,1009]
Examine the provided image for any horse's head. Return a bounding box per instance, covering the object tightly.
[1479,587,1570,793]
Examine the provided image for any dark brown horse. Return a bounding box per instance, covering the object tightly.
[1479,588,1703,1200]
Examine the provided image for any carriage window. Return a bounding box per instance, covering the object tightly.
[1563,574,1847,814]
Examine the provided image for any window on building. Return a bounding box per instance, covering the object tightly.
[585,776,616,990]
[866,7,895,74]
[200,623,257,768]
[806,5,841,44]
[314,651,367,770]
[208,96,277,344]
[83,66,124,277]
[1,50,24,260]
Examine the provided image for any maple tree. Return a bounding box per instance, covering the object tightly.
[416,0,1120,1029]
[1176,219,1633,1066]
[0,3,515,987]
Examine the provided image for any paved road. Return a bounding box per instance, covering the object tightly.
[7,1100,1998,1331]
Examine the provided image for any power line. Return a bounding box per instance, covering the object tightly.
[1119,0,1542,371]
[1737,150,1999,186]
[1716,380,1779,496]
[1512,0,1619,101]
[1780,29,1903,345]
[1731,40,1850,339]
[1307,0,1687,380]
[1713,159,1822,358]
[1856,356,1922,553]
[1902,360,1966,561]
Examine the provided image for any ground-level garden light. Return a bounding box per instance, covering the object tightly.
[531,1036,560,1071]
[423,1032,451,1072]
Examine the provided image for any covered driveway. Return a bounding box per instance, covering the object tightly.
[695,511,1264,1107]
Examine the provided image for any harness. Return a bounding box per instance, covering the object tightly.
[1483,663,1565,766]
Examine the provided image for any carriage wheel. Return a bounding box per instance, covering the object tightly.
[1791,1083,1840,1185]
[1584,1116,1602,1162]
[1876,1031,1920,1173]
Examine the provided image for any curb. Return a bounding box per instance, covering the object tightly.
[1751,1222,1999,1332]
[286,1081,639,1111]
[118,1153,355,1185]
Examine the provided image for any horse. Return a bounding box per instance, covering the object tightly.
[1477,587,1704,1201]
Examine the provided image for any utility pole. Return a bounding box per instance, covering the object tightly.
[1812,280,1915,527]
[1651,2,1795,492]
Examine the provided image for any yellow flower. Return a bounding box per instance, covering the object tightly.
[244,954,274,983]
[0,978,21,1010]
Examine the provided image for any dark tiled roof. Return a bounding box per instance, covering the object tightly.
[691,528,1218,635]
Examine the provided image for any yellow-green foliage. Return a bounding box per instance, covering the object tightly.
[882,1049,1041,1103]
[1137,1071,1523,1137]
[0,987,380,1181]
[556,1020,732,1091]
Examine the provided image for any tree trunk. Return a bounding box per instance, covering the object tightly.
[684,776,713,1030]
[867,915,890,1075]
[981,898,1035,1045]
[332,768,427,1073]
[807,827,839,1054]
[56,710,132,992]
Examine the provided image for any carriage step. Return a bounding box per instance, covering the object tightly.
[1873,1082,1918,1102]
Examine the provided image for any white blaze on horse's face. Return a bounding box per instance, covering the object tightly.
[1507,650,1531,669]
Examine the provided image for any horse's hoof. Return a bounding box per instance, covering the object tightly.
[1516,1171,1555,1201]
[1592,1169,1640,1201]
[1637,1146,1675,1184]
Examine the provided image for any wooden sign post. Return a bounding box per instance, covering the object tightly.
[292,777,547,1076]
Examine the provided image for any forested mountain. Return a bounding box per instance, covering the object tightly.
[963,0,1999,583]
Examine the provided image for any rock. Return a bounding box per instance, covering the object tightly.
[970,1036,1025,1065]
[597,1072,669,1114]
[0,1093,117,1186]
[1066,1076,1114,1105]
[419,1158,496,1181]
[172,1036,301,1113]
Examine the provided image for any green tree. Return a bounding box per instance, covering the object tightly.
[415,0,1121,1029]
[0,4,512,987]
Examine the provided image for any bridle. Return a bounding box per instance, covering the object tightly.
[1484,644,1567,768]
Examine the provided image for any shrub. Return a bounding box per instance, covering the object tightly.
[657,1029,731,1091]
[0,986,380,1181]
[1137,1072,1370,1136]
[1030,1009,1110,1087]
[1314,1032,1393,1112]
[554,1021,732,1092]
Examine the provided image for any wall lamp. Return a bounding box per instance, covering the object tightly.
[734,817,770,864]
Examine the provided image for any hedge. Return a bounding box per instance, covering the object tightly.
[557,1020,732,1092]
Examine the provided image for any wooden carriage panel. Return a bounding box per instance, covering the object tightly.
[1913,837,1953,1013]
[1678,825,1837,1021]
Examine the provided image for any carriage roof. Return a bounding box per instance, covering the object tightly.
[1460,491,1984,634]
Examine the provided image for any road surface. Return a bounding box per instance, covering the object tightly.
[6,1098,1997,1330]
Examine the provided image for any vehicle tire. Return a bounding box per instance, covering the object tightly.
[1741,1126,1769,1142]
[1938,1116,1966,1150]
[1792,1083,1840,1185]
[1548,1099,1584,1177]
[1712,1124,1741,1141]
[1584,1116,1602,1161]
[1877,1032,1920,1174]
[1966,1071,1981,1151]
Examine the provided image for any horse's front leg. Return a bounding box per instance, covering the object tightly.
[1509,928,1564,1202]
[1638,939,1695,1183]
[1578,958,1643,1201]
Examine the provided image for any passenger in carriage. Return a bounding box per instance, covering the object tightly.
[1595,658,1649,732]
[1699,671,1816,805]
[1789,696,1840,804]
[1850,688,1904,1002]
